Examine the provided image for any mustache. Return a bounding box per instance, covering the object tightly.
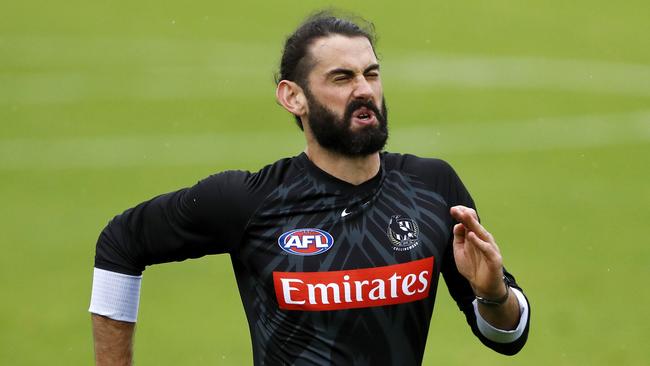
[344,99,384,122]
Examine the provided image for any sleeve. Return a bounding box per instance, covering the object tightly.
[473,288,529,343]
[89,170,255,321]
[93,170,253,276]
[440,163,530,355]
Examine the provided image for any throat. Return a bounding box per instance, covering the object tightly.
[304,147,380,186]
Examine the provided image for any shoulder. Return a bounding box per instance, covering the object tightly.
[178,155,303,233]
[383,152,474,207]
[190,155,301,204]
[383,152,457,181]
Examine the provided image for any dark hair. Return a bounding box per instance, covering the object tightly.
[276,10,377,129]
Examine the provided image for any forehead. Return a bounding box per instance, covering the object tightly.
[307,35,378,75]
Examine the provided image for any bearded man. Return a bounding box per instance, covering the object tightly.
[90,11,530,366]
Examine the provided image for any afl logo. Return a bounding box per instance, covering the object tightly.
[278,228,334,256]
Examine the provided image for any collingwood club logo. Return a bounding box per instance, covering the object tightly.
[387,215,420,251]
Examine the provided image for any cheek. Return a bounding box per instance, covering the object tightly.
[372,82,383,98]
[323,88,348,103]
[319,92,349,115]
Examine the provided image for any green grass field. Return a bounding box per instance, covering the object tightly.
[2,1,649,364]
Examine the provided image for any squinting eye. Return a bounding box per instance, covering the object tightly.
[366,73,379,78]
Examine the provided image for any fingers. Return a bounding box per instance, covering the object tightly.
[450,205,501,257]
[466,230,494,255]
[455,228,503,269]
[453,223,466,238]
[450,205,478,221]
[450,205,492,242]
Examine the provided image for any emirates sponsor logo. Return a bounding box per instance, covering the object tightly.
[273,257,434,311]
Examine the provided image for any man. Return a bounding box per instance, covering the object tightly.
[90,11,530,365]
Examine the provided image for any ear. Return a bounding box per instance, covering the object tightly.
[276,80,308,118]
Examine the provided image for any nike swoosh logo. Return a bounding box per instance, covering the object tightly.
[341,208,351,217]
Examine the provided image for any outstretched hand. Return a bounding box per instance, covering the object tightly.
[450,205,506,299]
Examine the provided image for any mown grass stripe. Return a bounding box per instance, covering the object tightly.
[2,36,649,104]
[2,110,648,170]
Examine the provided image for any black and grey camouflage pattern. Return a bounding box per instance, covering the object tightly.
[232,154,455,365]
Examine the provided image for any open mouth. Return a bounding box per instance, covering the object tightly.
[352,107,376,124]
[358,112,371,120]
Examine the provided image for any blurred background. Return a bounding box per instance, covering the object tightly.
[1,0,649,364]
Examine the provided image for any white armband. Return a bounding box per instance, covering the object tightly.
[473,287,529,343]
[89,267,142,322]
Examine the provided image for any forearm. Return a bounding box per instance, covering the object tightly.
[92,314,135,366]
[89,267,142,365]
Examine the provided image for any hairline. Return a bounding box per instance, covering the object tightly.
[294,34,378,90]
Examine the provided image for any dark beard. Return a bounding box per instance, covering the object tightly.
[305,91,389,157]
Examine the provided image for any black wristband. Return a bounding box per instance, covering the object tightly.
[475,276,510,307]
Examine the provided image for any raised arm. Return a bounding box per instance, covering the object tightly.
[435,161,530,355]
[443,205,530,354]
[450,205,521,329]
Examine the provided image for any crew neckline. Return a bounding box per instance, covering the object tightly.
[296,152,385,194]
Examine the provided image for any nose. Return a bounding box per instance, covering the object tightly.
[352,76,373,100]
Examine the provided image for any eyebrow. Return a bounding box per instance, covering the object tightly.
[326,63,381,77]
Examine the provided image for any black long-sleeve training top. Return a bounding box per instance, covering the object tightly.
[94,152,530,365]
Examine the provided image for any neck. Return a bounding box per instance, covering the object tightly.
[304,144,381,186]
